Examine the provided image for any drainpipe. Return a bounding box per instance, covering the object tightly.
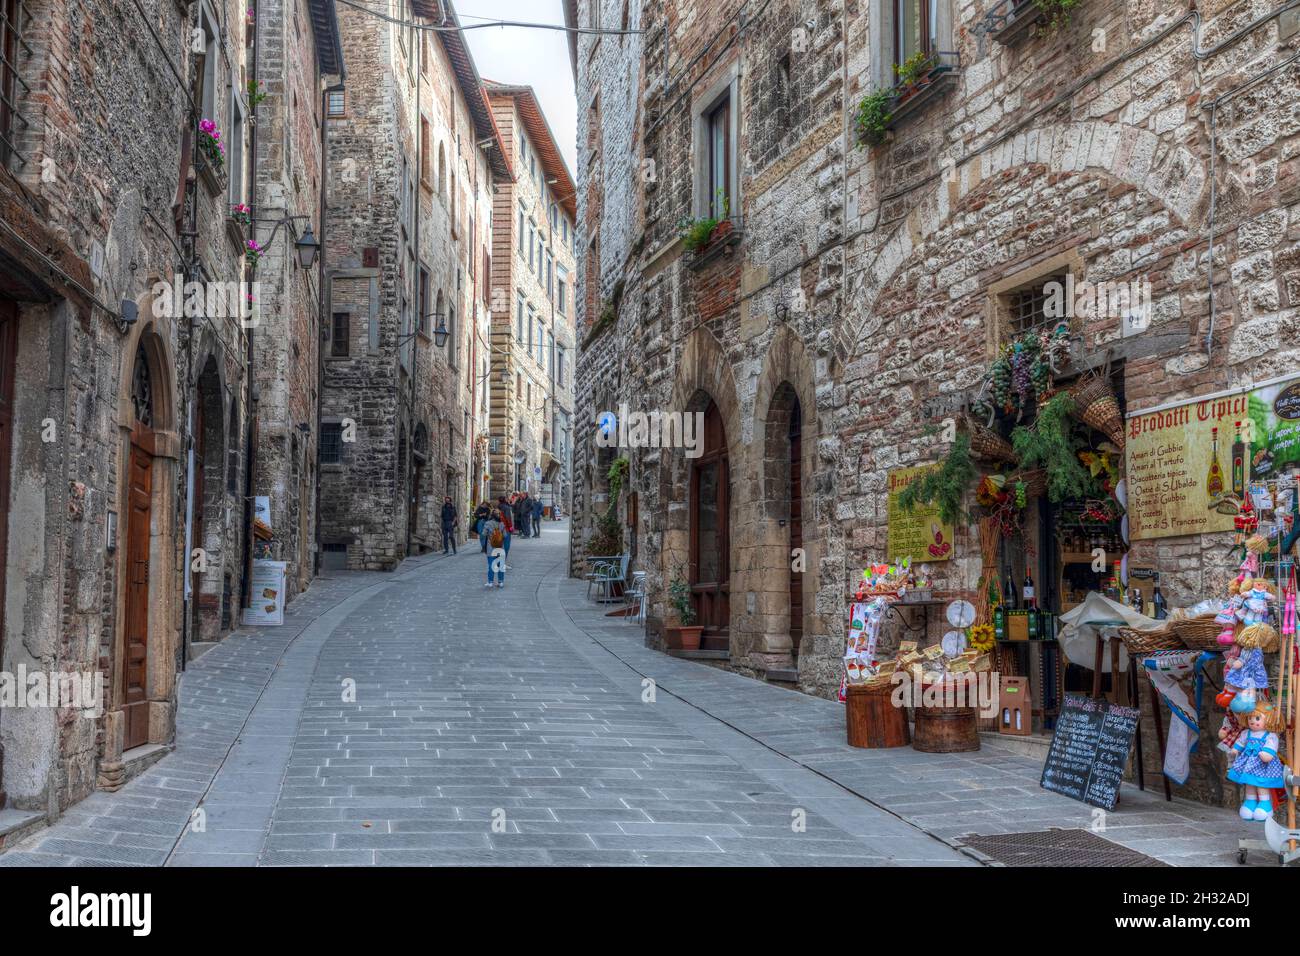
[318,78,343,577]
[239,0,260,616]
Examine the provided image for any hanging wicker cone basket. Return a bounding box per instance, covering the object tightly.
[961,413,1018,465]
[1010,468,1047,499]
[1078,395,1126,451]
[1068,372,1114,410]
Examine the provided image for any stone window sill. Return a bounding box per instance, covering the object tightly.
[886,64,960,133]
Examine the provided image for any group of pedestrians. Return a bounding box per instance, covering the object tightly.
[438,492,552,588]
[465,493,545,588]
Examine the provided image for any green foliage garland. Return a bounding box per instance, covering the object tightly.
[897,433,978,526]
[1009,392,1097,502]
[586,456,630,556]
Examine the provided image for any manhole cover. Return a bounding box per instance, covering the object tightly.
[958,829,1167,867]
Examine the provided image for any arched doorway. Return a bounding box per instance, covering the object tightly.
[123,343,155,750]
[192,355,226,643]
[411,422,428,551]
[690,398,730,650]
[786,394,804,657]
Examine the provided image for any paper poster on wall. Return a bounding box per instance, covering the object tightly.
[886,465,955,562]
[1126,374,1300,540]
[241,559,286,626]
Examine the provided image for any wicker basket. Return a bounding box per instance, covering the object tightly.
[962,414,1018,465]
[1009,468,1047,499]
[1068,373,1114,410]
[1169,613,1224,652]
[1078,395,1126,450]
[1118,626,1184,656]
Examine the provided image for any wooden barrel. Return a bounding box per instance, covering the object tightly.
[912,706,980,753]
[845,684,911,749]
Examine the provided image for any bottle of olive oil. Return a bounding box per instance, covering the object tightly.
[1231,422,1246,497]
[1206,427,1226,500]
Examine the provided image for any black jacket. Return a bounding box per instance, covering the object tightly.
[440,503,458,528]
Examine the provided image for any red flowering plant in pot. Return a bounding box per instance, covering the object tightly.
[664,572,702,651]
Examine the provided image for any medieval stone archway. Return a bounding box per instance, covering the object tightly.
[838,120,1210,363]
[742,325,821,673]
[104,294,182,787]
[661,327,743,651]
[191,352,228,645]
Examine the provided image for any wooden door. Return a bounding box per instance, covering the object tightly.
[788,399,804,657]
[123,427,154,750]
[690,400,730,650]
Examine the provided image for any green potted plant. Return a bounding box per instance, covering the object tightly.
[893,50,933,100]
[665,572,702,650]
[678,190,730,252]
[854,87,893,148]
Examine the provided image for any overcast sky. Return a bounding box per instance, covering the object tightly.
[457,0,578,175]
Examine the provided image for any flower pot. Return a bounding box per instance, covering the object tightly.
[665,625,703,651]
[711,219,734,241]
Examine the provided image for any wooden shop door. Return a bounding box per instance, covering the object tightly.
[123,426,154,750]
[690,400,730,650]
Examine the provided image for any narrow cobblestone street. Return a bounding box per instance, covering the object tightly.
[0,522,1264,867]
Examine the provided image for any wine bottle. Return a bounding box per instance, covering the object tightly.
[1231,422,1245,497]
[1004,570,1018,610]
[1152,574,1168,620]
[1023,566,1036,610]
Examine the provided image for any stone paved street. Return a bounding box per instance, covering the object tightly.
[0,522,1267,867]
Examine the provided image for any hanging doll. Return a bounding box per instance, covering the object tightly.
[1215,578,1245,647]
[1227,700,1286,821]
[1226,616,1279,699]
[1236,577,1273,627]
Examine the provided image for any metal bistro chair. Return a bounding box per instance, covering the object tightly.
[590,554,631,604]
[584,555,621,601]
[624,570,648,626]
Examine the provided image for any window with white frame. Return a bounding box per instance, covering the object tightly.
[516,293,525,341]
[199,2,219,123]
[557,266,568,314]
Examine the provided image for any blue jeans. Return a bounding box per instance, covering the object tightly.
[441,526,456,553]
[486,549,504,584]
[503,532,512,558]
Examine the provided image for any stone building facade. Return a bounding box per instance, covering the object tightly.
[486,83,577,511]
[247,0,344,604]
[319,0,508,570]
[0,0,345,824]
[568,0,1300,806]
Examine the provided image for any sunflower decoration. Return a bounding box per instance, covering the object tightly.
[968,623,996,653]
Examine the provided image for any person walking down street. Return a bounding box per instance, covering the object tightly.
[517,493,532,538]
[481,510,506,588]
[474,501,491,553]
[532,497,543,537]
[440,496,459,555]
[499,501,514,569]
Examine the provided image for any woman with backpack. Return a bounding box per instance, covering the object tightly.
[481,510,506,588]
[499,502,514,569]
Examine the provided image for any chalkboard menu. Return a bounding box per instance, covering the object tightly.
[1039,694,1141,810]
